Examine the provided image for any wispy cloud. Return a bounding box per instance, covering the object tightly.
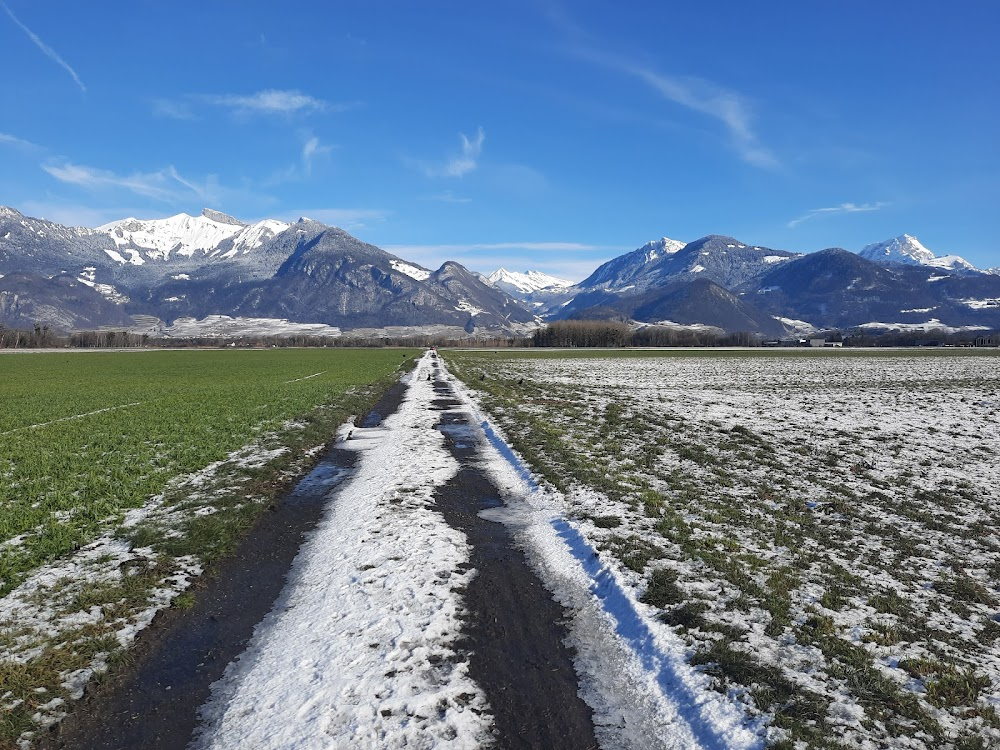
[151,98,197,120]
[417,127,485,178]
[301,136,332,175]
[421,190,472,204]
[0,131,39,150]
[787,201,889,228]
[291,208,390,230]
[548,3,776,170]
[41,161,220,204]
[1,0,85,93]
[584,52,775,168]
[202,89,333,116]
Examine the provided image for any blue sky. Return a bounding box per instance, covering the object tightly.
[1,1,997,280]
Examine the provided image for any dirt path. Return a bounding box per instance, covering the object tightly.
[48,360,596,749]
[46,382,408,750]
[429,366,598,749]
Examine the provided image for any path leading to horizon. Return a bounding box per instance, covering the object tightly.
[55,351,762,750]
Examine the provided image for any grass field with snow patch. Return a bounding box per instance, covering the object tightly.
[445,348,1000,750]
[0,348,416,747]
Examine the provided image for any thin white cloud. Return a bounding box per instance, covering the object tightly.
[202,89,330,116]
[425,191,473,204]
[0,131,39,150]
[1,0,85,93]
[151,98,197,120]
[421,128,485,178]
[787,201,889,228]
[41,161,221,204]
[568,44,775,168]
[301,136,332,175]
[291,208,390,230]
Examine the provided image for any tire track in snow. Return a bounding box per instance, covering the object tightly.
[445,363,766,750]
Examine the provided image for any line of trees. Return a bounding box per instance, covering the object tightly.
[532,321,757,347]
[3,320,999,350]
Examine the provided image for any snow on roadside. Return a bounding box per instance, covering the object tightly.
[446,369,765,750]
[195,355,493,750]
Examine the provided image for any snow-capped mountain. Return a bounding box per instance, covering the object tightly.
[0,206,536,335]
[97,209,290,265]
[578,236,685,290]
[858,234,978,272]
[483,268,576,314]
[486,268,574,295]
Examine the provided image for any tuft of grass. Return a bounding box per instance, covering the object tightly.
[640,568,685,609]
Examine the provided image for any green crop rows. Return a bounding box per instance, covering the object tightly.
[1,348,416,746]
[0,348,413,597]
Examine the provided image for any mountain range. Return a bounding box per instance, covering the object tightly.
[0,207,534,337]
[1,204,997,338]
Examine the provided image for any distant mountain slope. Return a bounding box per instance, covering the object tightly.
[570,277,787,335]
[577,236,686,290]
[485,268,576,314]
[741,248,1000,330]
[133,222,537,332]
[0,207,535,334]
[486,268,573,295]
[558,234,799,321]
[98,209,290,264]
[859,234,978,272]
[0,272,134,331]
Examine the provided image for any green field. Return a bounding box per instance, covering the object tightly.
[0,348,415,745]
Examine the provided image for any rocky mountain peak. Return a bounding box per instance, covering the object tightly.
[201,208,245,226]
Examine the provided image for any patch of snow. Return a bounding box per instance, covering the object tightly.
[486,268,574,294]
[690,265,706,273]
[449,370,765,750]
[390,259,431,281]
[160,316,341,339]
[859,234,978,272]
[962,298,1000,310]
[97,213,290,262]
[774,317,816,333]
[762,256,789,264]
[455,300,483,316]
[857,319,990,333]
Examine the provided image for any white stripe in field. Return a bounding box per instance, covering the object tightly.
[284,371,327,384]
[0,402,144,437]
[447,369,766,750]
[195,353,492,750]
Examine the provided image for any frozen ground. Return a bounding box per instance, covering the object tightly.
[195,351,765,749]
[446,350,1000,749]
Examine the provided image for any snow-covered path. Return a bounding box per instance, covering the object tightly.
[195,354,492,749]
[193,351,765,750]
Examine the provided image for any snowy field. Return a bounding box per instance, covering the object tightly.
[446,350,1000,750]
